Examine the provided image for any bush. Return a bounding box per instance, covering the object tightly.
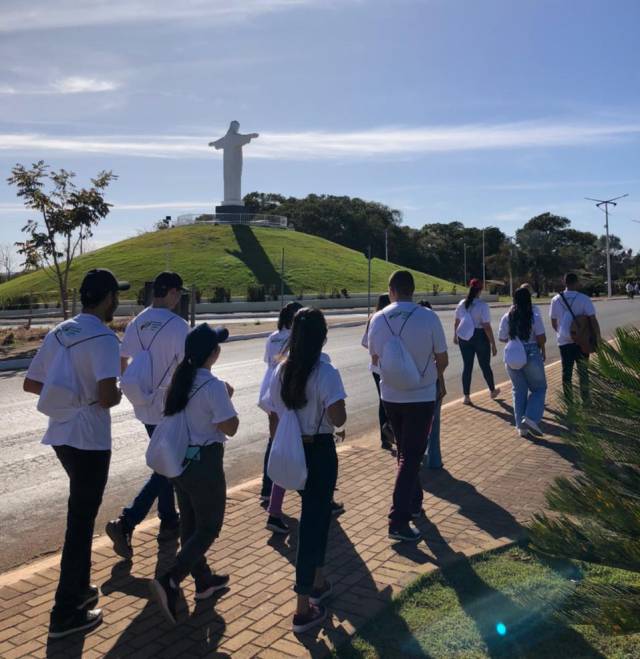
[267,284,279,301]
[246,285,266,302]
[210,287,231,303]
[2,332,15,346]
[432,284,440,296]
[341,288,349,298]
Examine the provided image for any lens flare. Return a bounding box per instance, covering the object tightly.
[496,623,507,636]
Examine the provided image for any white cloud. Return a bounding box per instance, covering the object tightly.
[0,76,120,95]
[0,120,639,160]
[0,0,336,32]
[52,77,119,94]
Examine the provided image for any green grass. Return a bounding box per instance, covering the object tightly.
[0,224,457,302]
[337,546,640,658]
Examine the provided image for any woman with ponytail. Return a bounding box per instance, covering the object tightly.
[498,287,547,437]
[454,278,499,404]
[264,308,347,633]
[257,301,302,514]
[150,323,239,625]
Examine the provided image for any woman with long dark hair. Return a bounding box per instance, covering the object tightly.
[258,301,302,515]
[362,293,394,450]
[266,308,347,633]
[498,287,547,437]
[453,278,499,404]
[149,323,239,625]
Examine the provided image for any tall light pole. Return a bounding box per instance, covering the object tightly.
[463,243,468,285]
[481,228,486,285]
[586,194,628,297]
[507,235,515,298]
[384,228,389,262]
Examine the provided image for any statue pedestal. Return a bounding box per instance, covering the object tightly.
[215,204,252,216]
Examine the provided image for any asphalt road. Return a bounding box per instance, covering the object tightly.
[0,298,636,572]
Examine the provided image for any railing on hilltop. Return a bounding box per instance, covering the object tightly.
[176,213,288,229]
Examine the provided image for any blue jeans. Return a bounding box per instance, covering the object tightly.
[506,344,547,428]
[121,424,178,529]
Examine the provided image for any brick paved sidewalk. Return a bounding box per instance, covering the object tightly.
[0,362,577,659]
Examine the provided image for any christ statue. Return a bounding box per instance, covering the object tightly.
[208,120,259,206]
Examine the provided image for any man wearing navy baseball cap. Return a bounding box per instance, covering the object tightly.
[23,268,129,638]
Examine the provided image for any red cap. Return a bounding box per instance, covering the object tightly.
[469,278,483,289]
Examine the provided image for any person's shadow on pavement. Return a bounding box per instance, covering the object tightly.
[421,468,521,541]
[267,514,420,657]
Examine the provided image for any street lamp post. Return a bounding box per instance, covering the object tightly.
[585,194,628,297]
[481,229,486,285]
[463,243,468,285]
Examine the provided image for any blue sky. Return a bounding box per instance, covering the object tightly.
[1,0,639,261]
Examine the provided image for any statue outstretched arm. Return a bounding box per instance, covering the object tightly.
[208,138,226,150]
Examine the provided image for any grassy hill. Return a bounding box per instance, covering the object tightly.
[0,224,457,303]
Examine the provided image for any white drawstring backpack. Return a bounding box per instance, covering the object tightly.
[379,309,429,390]
[146,380,209,478]
[37,331,114,422]
[267,408,308,491]
[121,316,177,410]
[504,337,527,370]
[456,306,476,341]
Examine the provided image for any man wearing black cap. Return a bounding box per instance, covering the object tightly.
[106,272,189,560]
[23,269,129,638]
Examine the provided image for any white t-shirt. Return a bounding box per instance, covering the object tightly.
[455,298,491,331]
[258,328,291,411]
[367,301,448,403]
[263,328,290,368]
[265,355,346,435]
[27,313,121,450]
[183,369,238,446]
[498,309,546,344]
[361,323,380,374]
[549,291,596,346]
[120,306,189,424]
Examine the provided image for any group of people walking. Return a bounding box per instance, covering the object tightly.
[24,264,600,640]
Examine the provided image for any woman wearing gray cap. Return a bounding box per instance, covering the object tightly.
[149,323,239,625]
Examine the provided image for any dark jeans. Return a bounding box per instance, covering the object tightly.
[295,435,338,595]
[122,424,178,529]
[560,343,590,403]
[459,328,495,395]
[52,445,111,621]
[384,401,435,526]
[261,436,273,498]
[372,372,389,443]
[170,443,226,586]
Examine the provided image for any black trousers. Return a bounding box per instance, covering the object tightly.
[459,328,495,395]
[383,401,435,525]
[372,372,389,442]
[560,343,590,403]
[52,445,111,621]
[295,435,338,595]
[170,443,226,587]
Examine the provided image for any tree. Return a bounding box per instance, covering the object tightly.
[528,327,640,630]
[0,244,14,281]
[7,161,116,318]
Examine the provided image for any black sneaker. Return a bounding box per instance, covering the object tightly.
[381,439,394,451]
[292,604,326,633]
[48,608,103,639]
[381,422,395,445]
[149,574,179,625]
[195,574,230,601]
[411,509,423,520]
[105,518,133,560]
[77,585,99,610]
[309,580,332,606]
[266,516,290,534]
[259,495,270,509]
[330,500,345,516]
[157,519,180,542]
[389,523,422,542]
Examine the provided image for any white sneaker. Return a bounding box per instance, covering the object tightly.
[518,427,530,438]
[522,417,543,436]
